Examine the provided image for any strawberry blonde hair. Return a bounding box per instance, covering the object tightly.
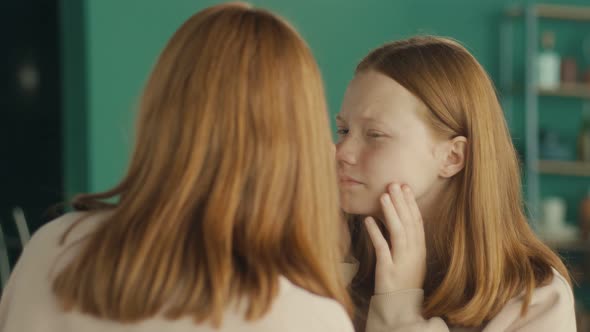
[53,2,351,327]
[348,36,570,327]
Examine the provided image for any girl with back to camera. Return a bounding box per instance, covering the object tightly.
[0,3,354,332]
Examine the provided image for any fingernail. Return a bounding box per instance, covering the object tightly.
[393,183,401,192]
[381,193,389,203]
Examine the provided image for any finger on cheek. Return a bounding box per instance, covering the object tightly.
[388,183,398,199]
[389,183,406,209]
[364,217,389,258]
[402,185,416,204]
[403,185,422,224]
[380,193,400,231]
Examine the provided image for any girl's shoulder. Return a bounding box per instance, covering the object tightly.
[484,268,576,332]
[28,210,111,250]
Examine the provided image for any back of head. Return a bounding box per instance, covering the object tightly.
[351,36,569,326]
[54,2,350,326]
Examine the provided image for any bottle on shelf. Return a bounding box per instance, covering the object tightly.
[537,31,561,90]
[561,57,578,84]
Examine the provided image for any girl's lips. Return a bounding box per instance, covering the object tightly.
[339,175,364,186]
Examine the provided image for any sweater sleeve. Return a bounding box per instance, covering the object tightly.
[483,271,576,332]
[0,246,25,330]
[365,289,449,332]
[365,271,576,332]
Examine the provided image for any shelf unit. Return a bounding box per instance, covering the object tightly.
[502,4,590,319]
[502,4,590,231]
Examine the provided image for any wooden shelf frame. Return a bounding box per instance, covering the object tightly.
[538,160,590,177]
[507,4,590,21]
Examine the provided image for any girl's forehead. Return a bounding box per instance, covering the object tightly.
[340,97,424,130]
[343,72,425,115]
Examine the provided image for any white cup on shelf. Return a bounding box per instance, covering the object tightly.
[541,197,566,232]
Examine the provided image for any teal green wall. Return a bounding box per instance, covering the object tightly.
[63,0,590,205]
[73,0,518,193]
[62,0,588,200]
[80,0,408,193]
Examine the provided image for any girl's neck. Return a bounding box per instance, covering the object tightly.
[417,179,448,221]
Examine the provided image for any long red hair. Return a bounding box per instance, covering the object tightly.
[348,36,570,327]
[53,2,351,327]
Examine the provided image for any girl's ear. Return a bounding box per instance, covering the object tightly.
[438,136,467,178]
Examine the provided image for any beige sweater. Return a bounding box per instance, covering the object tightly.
[0,211,577,332]
[341,260,577,332]
[0,212,354,332]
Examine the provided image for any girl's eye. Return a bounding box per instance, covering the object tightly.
[367,130,383,138]
[337,128,349,136]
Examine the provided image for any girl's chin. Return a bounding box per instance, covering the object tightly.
[340,205,381,218]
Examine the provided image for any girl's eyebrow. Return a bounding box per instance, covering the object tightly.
[336,114,386,128]
[359,117,382,124]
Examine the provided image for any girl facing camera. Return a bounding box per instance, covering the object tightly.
[338,36,576,331]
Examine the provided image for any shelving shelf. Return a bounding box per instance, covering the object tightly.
[544,238,590,252]
[538,160,590,177]
[502,3,590,221]
[506,4,590,21]
[538,83,590,98]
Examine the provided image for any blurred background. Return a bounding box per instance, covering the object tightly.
[3,0,590,329]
